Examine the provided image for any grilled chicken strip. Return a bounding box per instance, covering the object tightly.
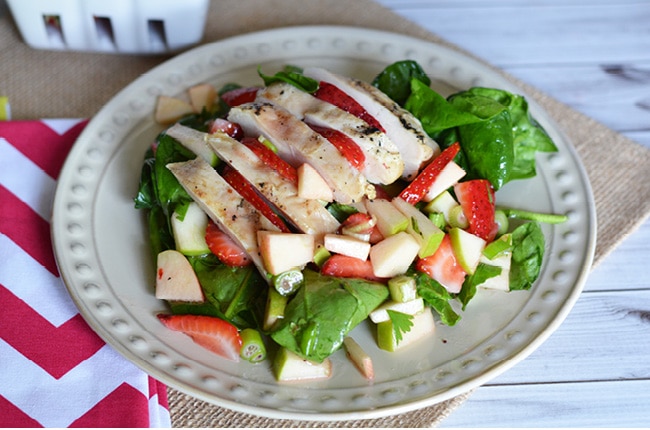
[227,102,376,203]
[166,124,340,238]
[303,67,439,180]
[256,82,404,185]
[166,157,275,279]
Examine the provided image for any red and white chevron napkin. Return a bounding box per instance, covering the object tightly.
[0,119,171,428]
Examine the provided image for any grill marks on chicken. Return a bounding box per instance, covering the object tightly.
[303,67,440,180]
[228,102,376,204]
[257,83,404,185]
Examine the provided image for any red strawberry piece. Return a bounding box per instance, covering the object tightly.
[157,314,242,361]
[221,166,291,233]
[399,142,461,204]
[205,219,252,267]
[314,81,384,132]
[415,234,467,294]
[306,123,365,171]
[241,137,298,184]
[454,179,498,242]
[320,254,386,283]
[340,212,376,235]
[220,86,260,107]
[209,118,244,140]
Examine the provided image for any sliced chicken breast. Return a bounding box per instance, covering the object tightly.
[227,102,376,203]
[166,124,341,238]
[166,157,273,279]
[303,67,439,180]
[257,82,404,185]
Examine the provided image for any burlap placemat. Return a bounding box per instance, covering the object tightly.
[2,0,649,427]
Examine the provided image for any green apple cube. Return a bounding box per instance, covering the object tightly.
[364,198,409,237]
[423,190,458,223]
[477,253,511,291]
[171,202,211,256]
[273,347,332,382]
[369,231,420,278]
[392,197,444,258]
[369,297,424,323]
[449,227,486,274]
[388,275,418,302]
[377,307,435,352]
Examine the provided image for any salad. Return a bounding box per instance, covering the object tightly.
[135,60,565,382]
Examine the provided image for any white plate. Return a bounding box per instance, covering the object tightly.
[52,26,596,421]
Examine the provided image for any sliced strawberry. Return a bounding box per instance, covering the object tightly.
[307,123,365,171]
[221,166,291,233]
[454,179,498,242]
[209,118,244,140]
[314,81,384,132]
[399,142,461,204]
[205,219,252,267]
[415,234,467,294]
[220,86,260,107]
[340,212,376,235]
[157,314,242,361]
[241,137,298,184]
[321,254,386,283]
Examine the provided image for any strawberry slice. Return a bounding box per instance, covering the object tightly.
[307,124,365,170]
[205,219,252,267]
[220,86,260,107]
[157,314,242,361]
[209,118,243,140]
[454,179,498,242]
[314,81,384,132]
[399,142,461,204]
[241,137,298,184]
[320,254,386,283]
[415,234,467,294]
[221,166,291,233]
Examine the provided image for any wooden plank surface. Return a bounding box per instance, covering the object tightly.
[376,0,650,427]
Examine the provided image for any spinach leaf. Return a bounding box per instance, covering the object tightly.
[258,65,319,93]
[413,272,461,326]
[189,254,268,329]
[270,270,388,362]
[509,222,545,290]
[152,134,194,217]
[457,263,503,310]
[372,60,431,106]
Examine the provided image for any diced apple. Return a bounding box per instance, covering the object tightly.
[369,231,420,278]
[155,249,204,302]
[154,95,194,125]
[273,347,332,382]
[423,161,466,202]
[258,231,314,275]
[377,307,435,352]
[263,287,288,331]
[343,337,374,380]
[297,163,334,202]
[423,190,458,223]
[477,252,511,291]
[392,197,445,258]
[369,297,425,323]
[171,202,211,256]
[323,233,371,261]
[364,198,409,237]
[188,83,217,113]
[449,227,486,274]
[387,275,418,302]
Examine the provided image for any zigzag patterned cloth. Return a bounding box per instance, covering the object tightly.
[0,119,171,427]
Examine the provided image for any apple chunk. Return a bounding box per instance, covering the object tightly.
[274,347,332,382]
[258,231,315,275]
[369,231,420,278]
[297,163,334,202]
[423,160,466,202]
[154,95,194,125]
[188,83,217,113]
[343,337,374,380]
[377,307,435,352]
[392,197,444,258]
[323,233,371,260]
[155,249,204,302]
[171,202,210,256]
[364,198,409,237]
[449,227,486,274]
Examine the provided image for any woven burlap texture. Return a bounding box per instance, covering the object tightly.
[2,0,649,427]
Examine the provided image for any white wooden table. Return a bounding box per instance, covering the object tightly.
[377,0,650,427]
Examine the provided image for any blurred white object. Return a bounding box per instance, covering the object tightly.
[6,0,210,53]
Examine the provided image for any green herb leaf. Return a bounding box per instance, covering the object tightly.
[413,272,461,326]
[386,310,414,344]
[258,65,319,93]
[458,263,503,310]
